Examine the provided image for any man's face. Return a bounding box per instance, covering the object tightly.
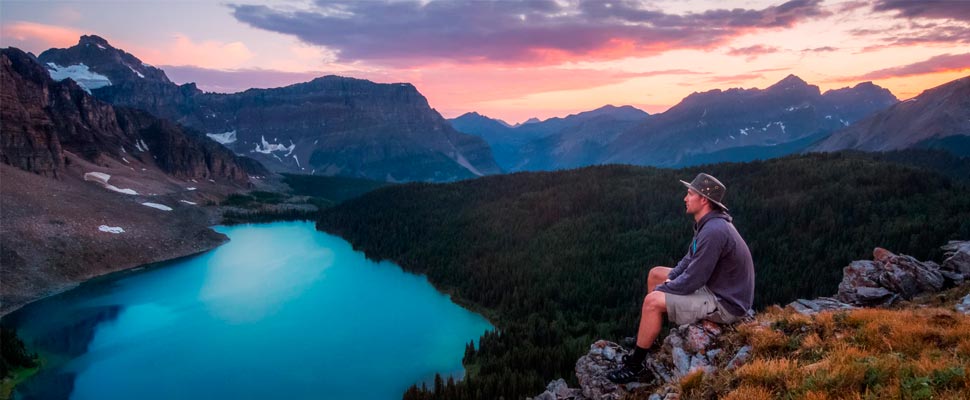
[684,188,707,215]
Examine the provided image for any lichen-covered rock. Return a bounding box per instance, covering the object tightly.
[837,247,947,306]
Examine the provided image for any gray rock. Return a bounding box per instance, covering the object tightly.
[726,345,752,370]
[532,378,585,400]
[942,241,970,277]
[671,346,691,376]
[853,286,898,306]
[575,341,630,400]
[787,297,857,315]
[957,293,970,315]
[688,354,712,374]
[706,348,722,359]
[532,391,557,400]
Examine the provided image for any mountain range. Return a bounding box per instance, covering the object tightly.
[812,76,970,156]
[607,75,900,167]
[450,105,650,171]
[453,75,910,171]
[37,35,501,182]
[27,35,970,180]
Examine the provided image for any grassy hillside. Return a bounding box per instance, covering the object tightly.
[316,151,970,399]
[657,284,970,400]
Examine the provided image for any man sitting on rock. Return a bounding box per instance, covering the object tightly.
[607,173,755,384]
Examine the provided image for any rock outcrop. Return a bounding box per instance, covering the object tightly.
[834,244,969,307]
[536,240,970,399]
[0,47,65,177]
[787,241,970,315]
[532,320,752,400]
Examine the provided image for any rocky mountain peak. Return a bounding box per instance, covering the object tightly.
[1,46,264,183]
[569,104,650,121]
[768,73,808,89]
[33,38,501,181]
[812,75,969,153]
[78,34,111,48]
[38,35,172,90]
[457,111,484,119]
[765,74,820,97]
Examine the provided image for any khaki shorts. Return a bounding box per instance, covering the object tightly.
[665,286,740,326]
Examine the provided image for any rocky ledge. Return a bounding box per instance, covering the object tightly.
[532,240,970,400]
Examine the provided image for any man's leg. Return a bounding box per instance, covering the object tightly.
[646,266,671,293]
[607,291,666,383]
[637,291,666,349]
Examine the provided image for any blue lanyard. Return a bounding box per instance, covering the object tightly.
[692,238,697,254]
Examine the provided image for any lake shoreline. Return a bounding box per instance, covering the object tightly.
[4,221,497,395]
[0,236,228,320]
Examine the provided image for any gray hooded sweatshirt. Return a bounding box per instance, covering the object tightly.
[656,211,755,316]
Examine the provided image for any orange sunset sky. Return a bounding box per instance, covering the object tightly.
[1,0,968,124]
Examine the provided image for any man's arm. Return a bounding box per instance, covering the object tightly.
[666,250,691,281]
[656,228,726,295]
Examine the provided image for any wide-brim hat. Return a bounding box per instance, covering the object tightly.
[680,173,728,211]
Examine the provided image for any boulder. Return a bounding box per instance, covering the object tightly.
[539,319,751,399]
[837,247,946,306]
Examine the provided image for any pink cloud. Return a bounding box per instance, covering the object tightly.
[1,21,85,53]
[727,45,780,61]
[137,34,254,69]
[848,53,970,81]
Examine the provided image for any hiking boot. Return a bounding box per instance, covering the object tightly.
[607,359,650,384]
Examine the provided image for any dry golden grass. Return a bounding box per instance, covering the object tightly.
[721,385,774,400]
[687,284,970,400]
[678,369,706,398]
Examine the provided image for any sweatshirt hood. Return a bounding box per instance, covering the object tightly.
[694,210,732,233]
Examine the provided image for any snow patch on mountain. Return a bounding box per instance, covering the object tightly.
[141,202,173,211]
[207,130,237,145]
[253,136,295,155]
[45,62,112,93]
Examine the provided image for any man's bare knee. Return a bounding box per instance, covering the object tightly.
[642,291,666,313]
[649,266,670,281]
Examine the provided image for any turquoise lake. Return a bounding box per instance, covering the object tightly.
[5,221,494,400]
